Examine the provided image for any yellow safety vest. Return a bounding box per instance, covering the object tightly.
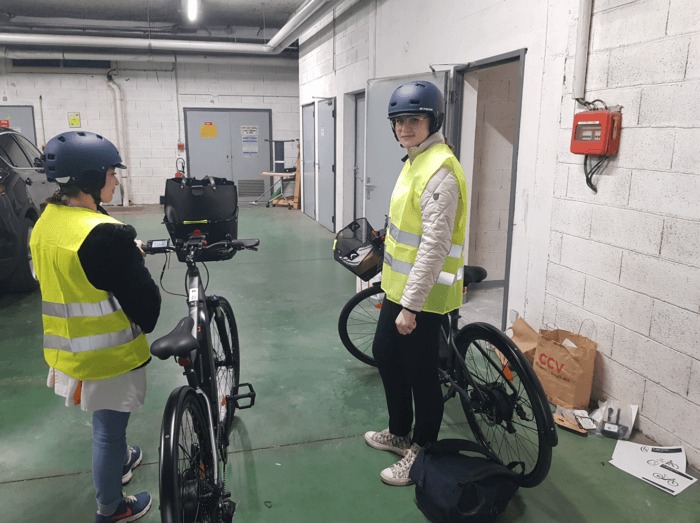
[30,205,151,380]
[381,144,468,314]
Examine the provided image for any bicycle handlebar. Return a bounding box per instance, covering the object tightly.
[143,237,260,256]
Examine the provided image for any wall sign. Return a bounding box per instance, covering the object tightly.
[241,126,258,156]
[201,122,217,138]
[69,112,81,128]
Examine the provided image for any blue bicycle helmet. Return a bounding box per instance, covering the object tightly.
[388,80,445,137]
[43,131,126,193]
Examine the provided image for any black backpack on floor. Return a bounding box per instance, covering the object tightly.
[408,439,523,523]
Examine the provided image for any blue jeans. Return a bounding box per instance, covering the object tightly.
[93,410,131,515]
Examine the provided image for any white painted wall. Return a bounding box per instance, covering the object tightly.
[545,0,700,466]
[0,60,299,204]
[299,0,700,466]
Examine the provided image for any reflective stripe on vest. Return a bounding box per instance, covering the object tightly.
[380,143,468,314]
[44,324,143,353]
[30,205,151,380]
[42,296,122,318]
[384,251,465,287]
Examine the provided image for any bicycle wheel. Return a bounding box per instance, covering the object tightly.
[160,388,219,523]
[208,296,240,431]
[455,323,555,488]
[338,285,384,366]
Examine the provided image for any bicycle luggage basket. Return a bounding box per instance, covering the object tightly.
[163,176,239,262]
[334,218,384,282]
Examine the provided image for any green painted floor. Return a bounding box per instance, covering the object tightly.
[1,205,699,522]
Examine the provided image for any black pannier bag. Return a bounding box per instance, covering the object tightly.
[333,218,384,282]
[163,176,238,262]
[408,439,522,523]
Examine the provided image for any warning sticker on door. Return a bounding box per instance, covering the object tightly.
[201,122,217,138]
[241,126,258,156]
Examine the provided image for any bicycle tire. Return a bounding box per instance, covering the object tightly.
[338,285,384,366]
[455,323,554,488]
[208,296,241,433]
[160,387,218,523]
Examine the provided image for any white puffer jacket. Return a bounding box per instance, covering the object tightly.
[398,132,461,313]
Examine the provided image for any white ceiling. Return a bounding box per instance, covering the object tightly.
[0,0,307,36]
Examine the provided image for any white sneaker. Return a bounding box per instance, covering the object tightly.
[364,428,412,456]
[380,443,421,486]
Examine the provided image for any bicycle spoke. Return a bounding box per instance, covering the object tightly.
[457,325,552,487]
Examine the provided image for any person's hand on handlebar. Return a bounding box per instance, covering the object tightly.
[134,239,146,258]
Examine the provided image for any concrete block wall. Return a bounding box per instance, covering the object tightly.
[467,63,519,282]
[299,0,373,228]
[545,0,700,464]
[0,60,299,205]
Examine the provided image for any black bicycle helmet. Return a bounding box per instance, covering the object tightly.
[387,80,445,138]
[43,131,125,194]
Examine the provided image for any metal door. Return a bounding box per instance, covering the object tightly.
[301,103,315,219]
[317,98,335,231]
[0,106,37,145]
[185,109,272,201]
[363,72,449,229]
[354,93,365,219]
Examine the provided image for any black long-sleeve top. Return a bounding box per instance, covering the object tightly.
[77,211,161,334]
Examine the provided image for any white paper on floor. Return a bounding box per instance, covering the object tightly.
[610,441,697,496]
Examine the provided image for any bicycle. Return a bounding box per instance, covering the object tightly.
[144,233,259,523]
[334,219,558,488]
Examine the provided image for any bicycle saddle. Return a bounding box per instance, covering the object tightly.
[150,317,199,360]
[463,266,487,287]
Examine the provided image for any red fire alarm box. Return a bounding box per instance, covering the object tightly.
[570,110,621,155]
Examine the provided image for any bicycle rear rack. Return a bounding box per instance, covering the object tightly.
[231,382,256,409]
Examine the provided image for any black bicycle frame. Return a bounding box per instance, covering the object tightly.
[438,311,489,409]
[183,260,222,480]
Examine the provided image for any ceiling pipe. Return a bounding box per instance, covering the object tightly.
[572,0,593,101]
[106,75,130,206]
[0,0,343,56]
[2,48,298,68]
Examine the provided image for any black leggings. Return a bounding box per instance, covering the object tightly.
[372,298,445,447]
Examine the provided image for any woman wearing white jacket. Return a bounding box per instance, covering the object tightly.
[364,81,469,486]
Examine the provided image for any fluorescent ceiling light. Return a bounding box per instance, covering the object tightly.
[187,0,198,21]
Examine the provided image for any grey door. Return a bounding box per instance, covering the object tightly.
[354,93,365,220]
[185,109,272,201]
[317,99,335,231]
[0,106,37,145]
[301,103,315,219]
[364,72,449,229]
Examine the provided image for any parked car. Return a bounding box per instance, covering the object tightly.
[0,128,57,293]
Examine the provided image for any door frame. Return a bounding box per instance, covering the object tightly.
[183,107,273,188]
[353,91,366,220]
[316,97,337,231]
[300,102,316,219]
[450,48,527,331]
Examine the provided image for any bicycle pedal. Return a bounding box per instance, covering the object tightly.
[231,382,256,409]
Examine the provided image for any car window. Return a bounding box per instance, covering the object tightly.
[0,134,32,168]
[12,134,42,167]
